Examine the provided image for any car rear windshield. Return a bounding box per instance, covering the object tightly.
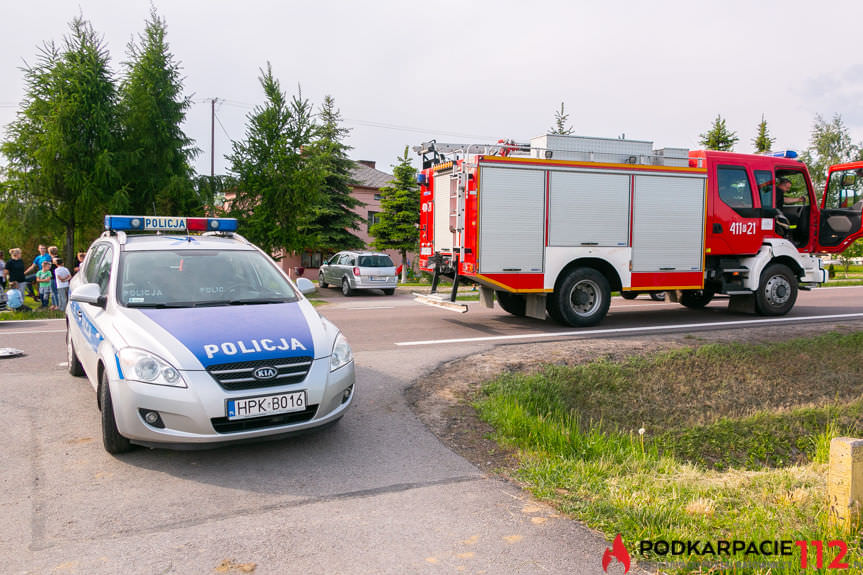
[118,250,299,308]
[358,255,393,267]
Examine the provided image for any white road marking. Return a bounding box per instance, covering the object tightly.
[345,306,396,310]
[395,312,863,347]
[0,329,66,336]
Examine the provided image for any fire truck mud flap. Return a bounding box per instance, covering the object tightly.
[412,292,469,313]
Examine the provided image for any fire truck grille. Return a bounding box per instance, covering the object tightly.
[206,357,314,391]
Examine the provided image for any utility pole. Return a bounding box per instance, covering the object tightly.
[210,97,218,178]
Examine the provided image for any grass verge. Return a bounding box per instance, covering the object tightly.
[475,331,863,574]
[0,308,66,321]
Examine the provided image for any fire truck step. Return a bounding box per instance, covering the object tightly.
[725,290,754,295]
[412,292,469,314]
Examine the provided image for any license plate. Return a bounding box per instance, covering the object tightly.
[227,391,307,420]
[370,276,387,281]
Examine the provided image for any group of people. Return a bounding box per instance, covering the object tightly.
[1,245,85,313]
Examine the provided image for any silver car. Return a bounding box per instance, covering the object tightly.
[66,215,355,453]
[318,251,397,296]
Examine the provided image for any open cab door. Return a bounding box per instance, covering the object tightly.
[816,162,863,253]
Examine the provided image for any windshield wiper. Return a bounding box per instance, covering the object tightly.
[227,298,290,305]
[126,302,197,309]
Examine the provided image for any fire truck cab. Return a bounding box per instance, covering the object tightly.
[416,135,863,327]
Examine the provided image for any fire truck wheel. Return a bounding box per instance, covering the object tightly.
[496,291,526,316]
[554,268,611,327]
[383,288,395,296]
[649,292,666,301]
[680,290,714,309]
[341,278,353,297]
[756,263,797,316]
[621,292,638,300]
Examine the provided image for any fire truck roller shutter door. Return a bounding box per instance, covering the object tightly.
[548,171,630,247]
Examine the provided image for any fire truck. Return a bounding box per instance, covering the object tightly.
[415,134,863,326]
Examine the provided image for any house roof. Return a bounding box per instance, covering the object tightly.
[351,161,392,189]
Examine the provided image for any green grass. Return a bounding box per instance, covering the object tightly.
[474,331,863,574]
[0,308,66,321]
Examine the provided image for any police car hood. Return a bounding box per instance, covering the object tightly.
[116,300,330,370]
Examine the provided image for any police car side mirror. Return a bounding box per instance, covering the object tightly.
[295,277,316,295]
[71,283,107,308]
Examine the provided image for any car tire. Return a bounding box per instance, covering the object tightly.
[621,292,638,300]
[318,272,328,289]
[649,292,666,301]
[551,267,611,327]
[100,370,133,454]
[496,291,526,316]
[680,289,715,309]
[383,288,395,296]
[755,263,797,316]
[67,326,85,377]
[341,278,353,297]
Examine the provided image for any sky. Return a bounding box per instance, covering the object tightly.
[2,0,863,177]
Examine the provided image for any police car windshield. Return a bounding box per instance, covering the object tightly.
[118,250,299,308]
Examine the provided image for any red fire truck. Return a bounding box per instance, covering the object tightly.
[415,134,863,326]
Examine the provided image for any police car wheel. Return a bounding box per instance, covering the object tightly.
[318,273,329,289]
[100,371,133,454]
[756,263,797,316]
[66,326,85,377]
[341,278,353,297]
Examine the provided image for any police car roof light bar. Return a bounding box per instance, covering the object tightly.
[104,215,238,233]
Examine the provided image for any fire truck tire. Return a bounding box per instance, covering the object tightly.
[680,290,714,309]
[496,291,526,316]
[383,288,395,296]
[554,268,611,327]
[621,292,638,300]
[755,263,797,316]
[341,278,353,297]
[649,292,666,301]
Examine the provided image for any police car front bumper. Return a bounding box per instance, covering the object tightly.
[108,356,355,448]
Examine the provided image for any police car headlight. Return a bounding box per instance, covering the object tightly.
[330,333,353,372]
[118,348,187,388]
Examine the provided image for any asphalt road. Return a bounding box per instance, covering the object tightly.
[2,286,862,574]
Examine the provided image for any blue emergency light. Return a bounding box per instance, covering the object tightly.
[104,215,238,233]
[770,150,799,159]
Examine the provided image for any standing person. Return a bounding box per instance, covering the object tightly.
[36,260,53,308]
[24,244,52,300]
[74,251,87,274]
[54,257,72,310]
[5,248,29,297]
[48,246,60,310]
[6,281,30,312]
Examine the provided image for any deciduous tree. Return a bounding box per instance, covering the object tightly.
[800,114,860,192]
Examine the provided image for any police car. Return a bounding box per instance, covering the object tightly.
[66,215,355,453]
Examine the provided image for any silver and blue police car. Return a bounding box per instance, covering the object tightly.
[66,215,355,453]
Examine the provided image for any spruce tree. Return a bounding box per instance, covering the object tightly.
[699,114,739,151]
[302,95,364,253]
[117,8,197,216]
[550,102,574,135]
[226,64,324,256]
[751,114,775,153]
[371,147,419,282]
[1,17,120,263]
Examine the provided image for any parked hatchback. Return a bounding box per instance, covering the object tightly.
[319,251,397,296]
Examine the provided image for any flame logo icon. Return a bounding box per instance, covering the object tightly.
[602,533,631,573]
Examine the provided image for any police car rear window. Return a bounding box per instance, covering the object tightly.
[358,255,393,268]
[118,250,299,308]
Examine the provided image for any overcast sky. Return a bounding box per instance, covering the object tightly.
[2,0,862,177]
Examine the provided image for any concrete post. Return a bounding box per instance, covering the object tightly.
[827,437,863,528]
